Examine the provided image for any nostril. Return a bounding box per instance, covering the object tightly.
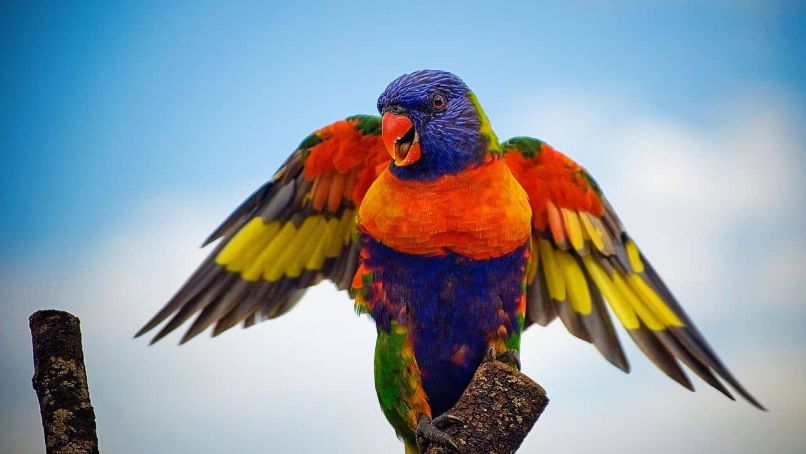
[386,105,405,115]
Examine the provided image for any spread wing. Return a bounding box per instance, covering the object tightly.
[136,115,390,344]
[503,137,764,409]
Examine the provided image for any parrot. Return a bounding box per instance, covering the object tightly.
[137,69,764,453]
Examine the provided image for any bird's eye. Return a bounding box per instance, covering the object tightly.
[431,93,447,111]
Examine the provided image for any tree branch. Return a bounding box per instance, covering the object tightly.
[30,310,99,454]
[425,360,549,454]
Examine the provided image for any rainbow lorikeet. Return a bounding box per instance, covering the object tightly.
[137,70,763,453]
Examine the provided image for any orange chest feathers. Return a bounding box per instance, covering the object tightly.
[357,158,532,260]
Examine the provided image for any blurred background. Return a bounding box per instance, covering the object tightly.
[2,1,804,453]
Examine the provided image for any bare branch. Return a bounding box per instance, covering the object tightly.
[30,310,99,454]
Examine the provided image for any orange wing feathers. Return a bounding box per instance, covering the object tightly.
[304,118,389,208]
[136,116,389,343]
[504,141,603,237]
[503,136,763,409]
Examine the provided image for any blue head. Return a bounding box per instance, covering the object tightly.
[377,70,500,180]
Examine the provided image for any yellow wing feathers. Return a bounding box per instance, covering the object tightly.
[545,199,614,256]
[625,238,644,273]
[508,137,763,408]
[215,210,355,283]
[136,115,387,344]
[532,202,763,407]
[533,201,694,373]
[575,252,682,331]
[561,208,585,252]
[555,248,592,315]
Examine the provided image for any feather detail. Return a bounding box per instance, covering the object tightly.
[527,263,558,326]
[327,172,346,212]
[546,200,567,249]
[556,249,591,315]
[562,208,586,253]
[579,212,604,253]
[137,116,388,343]
[311,172,333,211]
[538,238,566,302]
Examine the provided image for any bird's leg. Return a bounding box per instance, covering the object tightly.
[483,347,521,371]
[416,414,462,453]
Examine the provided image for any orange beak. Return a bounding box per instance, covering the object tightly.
[382,113,421,167]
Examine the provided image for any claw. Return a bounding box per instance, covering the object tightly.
[432,413,464,429]
[497,349,521,371]
[483,346,496,363]
[482,347,521,370]
[416,414,461,452]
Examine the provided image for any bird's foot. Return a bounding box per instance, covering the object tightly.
[483,347,521,371]
[416,414,463,453]
[497,349,521,371]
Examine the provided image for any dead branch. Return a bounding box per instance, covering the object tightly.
[30,310,99,454]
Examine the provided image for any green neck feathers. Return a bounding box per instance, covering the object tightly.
[469,91,502,155]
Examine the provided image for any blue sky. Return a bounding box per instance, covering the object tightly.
[3,1,803,257]
[2,1,805,453]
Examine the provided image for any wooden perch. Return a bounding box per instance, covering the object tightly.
[425,360,549,454]
[30,310,99,454]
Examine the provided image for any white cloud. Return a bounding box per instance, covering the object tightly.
[2,90,804,453]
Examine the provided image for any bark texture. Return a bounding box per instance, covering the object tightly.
[425,361,549,454]
[30,310,99,454]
